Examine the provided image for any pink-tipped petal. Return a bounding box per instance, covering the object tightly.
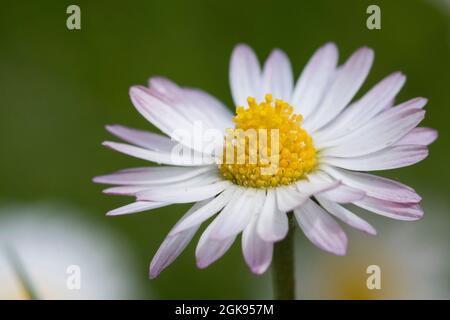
[149,201,207,278]
[93,166,213,186]
[129,85,193,138]
[395,127,438,146]
[103,185,150,196]
[294,199,348,255]
[102,141,213,166]
[319,108,425,157]
[242,215,273,275]
[105,125,176,152]
[148,76,233,132]
[195,218,236,268]
[137,180,231,203]
[354,196,424,221]
[107,201,168,216]
[321,165,421,203]
[322,145,428,171]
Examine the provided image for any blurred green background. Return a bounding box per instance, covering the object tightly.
[0,0,449,299]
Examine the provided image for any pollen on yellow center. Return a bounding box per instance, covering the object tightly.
[219,94,317,188]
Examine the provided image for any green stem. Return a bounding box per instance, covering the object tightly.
[272,213,296,300]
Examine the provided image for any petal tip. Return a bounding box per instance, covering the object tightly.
[195,258,209,270]
[428,128,439,145]
[105,124,122,134]
[333,243,348,256]
[365,226,378,236]
[233,43,252,52]
[249,263,270,275]
[92,176,102,183]
[101,141,114,148]
[322,42,338,51]
[148,268,160,279]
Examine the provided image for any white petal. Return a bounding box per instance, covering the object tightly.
[106,201,169,216]
[146,79,216,130]
[130,85,226,155]
[149,76,233,132]
[354,196,423,221]
[315,72,406,141]
[316,197,376,235]
[394,97,428,110]
[169,186,237,235]
[103,185,152,196]
[93,166,214,185]
[129,85,194,138]
[303,172,363,203]
[291,43,338,118]
[318,108,425,157]
[395,127,438,146]
[257,189,289,242]
[276,177,340,212]
[149,201,206,278]
[103,171,219,196]
[242,214,273,274]
[304,47,374,131]
[344,71,406,123]
[137,180,231,203]
[321,145,428,171]
[210,188,264,240]
[295,173,340,195]
[182,88,234,130]
[318,185,366,203]
[321,165,421,203]
[276,185,309,212]
[102,141,214,166]
[148,76,180,94]
[294,199,347,255]
[229,44,262,107]
[150,228,198,278]
[196,219,236,268]
[105,125,177,152]
[262,49,293,101]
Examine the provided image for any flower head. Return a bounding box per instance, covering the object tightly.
[94,43,437,278]
[220,94,317,188]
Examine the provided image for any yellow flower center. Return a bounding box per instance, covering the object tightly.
[219,94,317,188]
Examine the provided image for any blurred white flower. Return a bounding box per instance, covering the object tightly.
[0,203,148,299]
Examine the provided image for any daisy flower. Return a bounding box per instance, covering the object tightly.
[94,43,436,284]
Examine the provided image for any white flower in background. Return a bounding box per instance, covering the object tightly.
[0,203,146,299]
[296,197,450,299]
[94,43,436,278]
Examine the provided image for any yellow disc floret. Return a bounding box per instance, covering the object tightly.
[219,94,317,188]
